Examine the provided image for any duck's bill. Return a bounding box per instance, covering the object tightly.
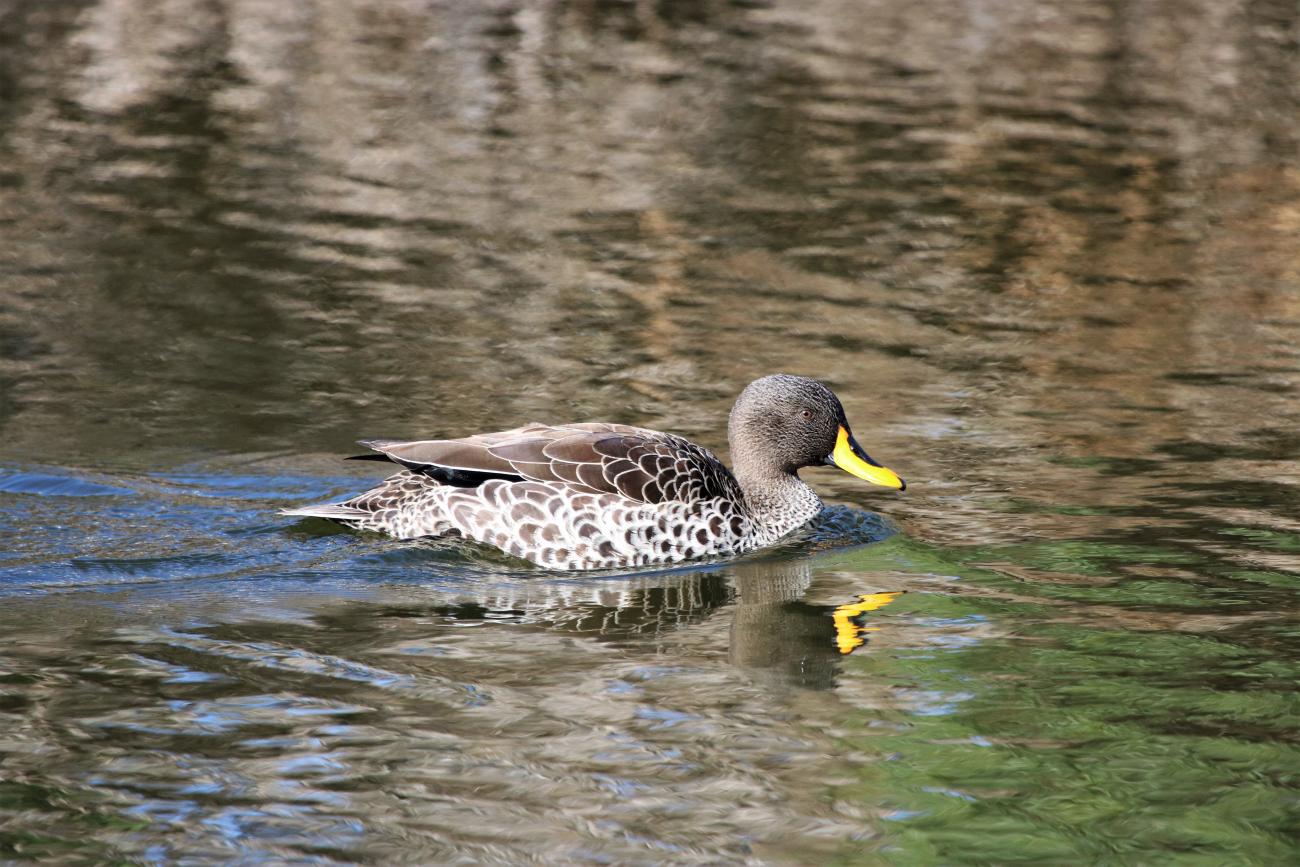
[825,426,906,490]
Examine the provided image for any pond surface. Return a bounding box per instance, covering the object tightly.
[2,0,1299,863]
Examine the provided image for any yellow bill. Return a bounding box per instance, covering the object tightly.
[827,426,905,490]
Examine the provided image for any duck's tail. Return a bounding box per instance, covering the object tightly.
[279,502,369,521]
[281,471,454,538]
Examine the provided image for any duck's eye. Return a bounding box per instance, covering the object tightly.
[800,408,813,420]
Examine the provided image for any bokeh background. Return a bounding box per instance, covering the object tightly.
[1,1,1297,864]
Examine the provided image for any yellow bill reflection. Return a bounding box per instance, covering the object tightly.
[832,591,901,655]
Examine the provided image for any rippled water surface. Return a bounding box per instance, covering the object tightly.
[2,1,1299,863]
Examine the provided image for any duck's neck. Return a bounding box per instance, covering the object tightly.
[734,466,824,541]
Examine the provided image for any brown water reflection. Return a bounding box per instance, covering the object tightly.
[1,0,1298,863]
[0,549,923,864]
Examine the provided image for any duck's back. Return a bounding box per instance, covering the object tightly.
[284,423,762,570]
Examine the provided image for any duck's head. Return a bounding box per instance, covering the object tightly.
[728,374,905,490]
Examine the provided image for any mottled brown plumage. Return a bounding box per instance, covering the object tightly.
[362,422,738,503]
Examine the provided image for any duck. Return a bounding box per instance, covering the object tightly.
[282,374,904,570]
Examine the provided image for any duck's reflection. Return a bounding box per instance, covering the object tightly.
[386,548,899,691]
[728,557,838,688]
[729,558,899,689]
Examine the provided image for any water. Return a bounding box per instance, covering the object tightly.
[1,0,1298,863]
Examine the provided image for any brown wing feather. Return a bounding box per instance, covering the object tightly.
[540,434,605,464]
[484,437,554,464]
[361,438,516,474]
[362,423,738,506]
[505,459,556,482]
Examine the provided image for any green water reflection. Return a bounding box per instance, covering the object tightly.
[824,542,1297,865]
[679,527,1296,863]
